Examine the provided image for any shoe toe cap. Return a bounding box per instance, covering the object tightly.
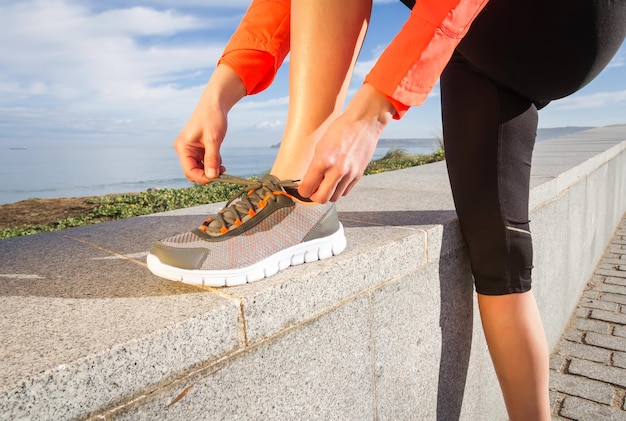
[150,244,208,270]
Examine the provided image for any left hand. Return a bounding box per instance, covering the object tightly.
[298,84,397,203]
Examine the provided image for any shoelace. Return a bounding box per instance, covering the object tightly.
[199,174,300,236]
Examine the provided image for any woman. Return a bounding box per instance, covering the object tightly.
[147,1,626,419]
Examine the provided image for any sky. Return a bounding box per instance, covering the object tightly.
[1,0,625,148]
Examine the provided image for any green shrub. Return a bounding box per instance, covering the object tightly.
[2,148,445,240]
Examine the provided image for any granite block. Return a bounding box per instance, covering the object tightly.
[531,194,578,347]
[559,396,624,421]
[585,332,626,353]
[229,224,427,344]
[528,176,558,211]
[111,295,375,420]
[62,213,209,257]
[369,249,499,420]
[613,351,626,369]
[590,309,626,325]
[555,341,611,364]
[0,294,241,420]
[549,372,615,405]
[568,359,626,388]
[566,178,592,285]
[574,318,612,335]
[0,232,202,299]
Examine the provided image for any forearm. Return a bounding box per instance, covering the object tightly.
[343,83,396,131]
[200,64,247,114]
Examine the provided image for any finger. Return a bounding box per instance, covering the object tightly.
[175,151,207,184]
[187,167,211,184]
[309,171,342,204]
[342,177,360,198]
[330,175,354,203]
[203,151,222,180]
[298,162,327,199]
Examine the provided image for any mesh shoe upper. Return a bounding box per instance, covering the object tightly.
[150,174,341,272]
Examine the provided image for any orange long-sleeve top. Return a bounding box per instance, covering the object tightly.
[218,0,489,118]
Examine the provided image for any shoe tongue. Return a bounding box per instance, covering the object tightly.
[260,174,281,188]
[204,175,284,234]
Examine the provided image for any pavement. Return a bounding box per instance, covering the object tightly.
[549,213,626,420]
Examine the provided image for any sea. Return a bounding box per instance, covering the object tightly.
[0,138,439,205]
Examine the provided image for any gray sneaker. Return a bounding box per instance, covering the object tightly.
[147,174,347,287]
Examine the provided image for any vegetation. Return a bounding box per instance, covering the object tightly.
[1,146,444,240]
[363,147,445,175]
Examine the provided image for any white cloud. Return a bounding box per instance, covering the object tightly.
[237,96,290,110]
[112,0,251,8]
[0,0,241,142]
[607,54,625,68]
[552,89,626,110]
[256,120,283,129]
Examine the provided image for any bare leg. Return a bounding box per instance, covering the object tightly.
[270,0,372,181]
[478,291,551,420]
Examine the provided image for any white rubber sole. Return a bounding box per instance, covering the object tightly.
[146,224,347,287]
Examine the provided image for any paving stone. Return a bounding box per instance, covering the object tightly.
[615,326,626,338]
[550,355,567,372]
[568,359,626,388]
[549,390,560,413]
[577,307,591,318]
[564,329,584,342]
[614,352,626,369]
[583,289,602,300]
[581,298,620,312]
[590,309,626,325]
[557,340,611,363]
[596,276,626,288]
[606,277,626,287]
[599,263,626,272]
[600,293,626,306]
[574,318,612,335]
[560,396,625,421]
[585,332,626,353]
[550,372,615,405]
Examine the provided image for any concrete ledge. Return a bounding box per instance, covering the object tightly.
[0,126,625,420]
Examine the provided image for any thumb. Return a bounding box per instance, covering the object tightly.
[203,150,222,180]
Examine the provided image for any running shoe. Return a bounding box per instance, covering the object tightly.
[147,174,347,287]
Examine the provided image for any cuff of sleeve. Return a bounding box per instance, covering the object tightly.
[386,95,411,120]
[218,50,277,95]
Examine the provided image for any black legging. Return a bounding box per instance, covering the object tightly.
[439,0,626,295]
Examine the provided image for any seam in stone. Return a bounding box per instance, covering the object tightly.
[367,293,380,421]
[194,287,249,347]
[62,234,148,268]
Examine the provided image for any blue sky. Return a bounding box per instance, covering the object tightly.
[1,0,625,148]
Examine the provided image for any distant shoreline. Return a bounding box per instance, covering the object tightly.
[270,126,596,148]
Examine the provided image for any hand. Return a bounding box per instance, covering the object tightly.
[298,84,396,203]
[174,100,227,183]
[174,65,246,183]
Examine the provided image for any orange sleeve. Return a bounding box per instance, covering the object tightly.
[365,0,489,118]
[218,0,291,95]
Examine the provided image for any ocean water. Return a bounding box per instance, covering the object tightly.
[0,138,438,205]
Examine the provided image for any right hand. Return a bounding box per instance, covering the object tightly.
[174,101,228,183]
[173,64,247,183]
